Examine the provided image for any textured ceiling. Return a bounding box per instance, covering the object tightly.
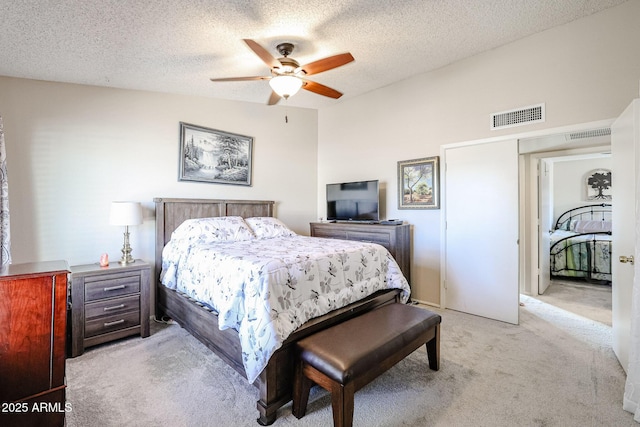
[0,0,628,109]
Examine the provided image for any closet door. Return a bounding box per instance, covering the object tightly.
[443,139,519,324]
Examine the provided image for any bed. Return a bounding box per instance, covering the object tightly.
[549,203,612,283]
[153,197,410,425]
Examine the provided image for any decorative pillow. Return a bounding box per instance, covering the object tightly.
[245,217,296,239]
[170,216,255,244]
[572,220,612,233]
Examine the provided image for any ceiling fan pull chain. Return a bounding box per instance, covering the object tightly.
[284,100,289,123]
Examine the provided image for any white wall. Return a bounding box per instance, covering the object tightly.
[0,77,318,272]
[553,156,612,221]
[318,0,640,304]
[2,2,639,308]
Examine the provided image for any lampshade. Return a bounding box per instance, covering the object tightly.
[269,75,303,99]
[109,202,143,226]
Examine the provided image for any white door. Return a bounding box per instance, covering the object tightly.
[538,159,553,294]
[611,99,639,373]
[443,139,520,324]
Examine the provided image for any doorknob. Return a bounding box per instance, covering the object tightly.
[620,255,635,265]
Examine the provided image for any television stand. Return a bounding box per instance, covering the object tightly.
[309,222,411,287]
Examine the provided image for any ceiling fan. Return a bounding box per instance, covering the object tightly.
[210,39,354,105]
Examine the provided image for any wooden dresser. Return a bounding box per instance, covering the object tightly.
[310,222,411,286]
[69,260,150,357]
[0,260,70,427]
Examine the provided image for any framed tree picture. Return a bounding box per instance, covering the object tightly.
[585,168,612,201]
[178,122,253,186]
[398,156,440,209]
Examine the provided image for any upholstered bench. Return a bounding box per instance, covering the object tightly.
[292,303,441,427]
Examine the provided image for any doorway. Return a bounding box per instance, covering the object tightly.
[441,119,613,325]
[519,132,613,326]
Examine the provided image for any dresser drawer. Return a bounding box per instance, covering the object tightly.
[85,272,141,302]
[311,228,347,239]
[345,231,391,249]
[85,310,140,338]
[85,294,140,320]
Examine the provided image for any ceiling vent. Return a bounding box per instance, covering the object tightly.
[566,127,611,140]
[491,103,545,130]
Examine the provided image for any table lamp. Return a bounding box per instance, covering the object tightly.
[110,201,143,265]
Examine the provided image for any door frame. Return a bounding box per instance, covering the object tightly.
[524,147,612,296]
[440,118,615,310]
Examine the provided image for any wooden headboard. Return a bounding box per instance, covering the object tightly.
[153,197,275,282]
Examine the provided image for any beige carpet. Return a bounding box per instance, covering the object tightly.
[534,279,612,326]
[65,298,633,426]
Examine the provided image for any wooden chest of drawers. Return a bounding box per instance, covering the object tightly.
[0,261,69,427]
[310,222,411,286]
[69,260,150,357]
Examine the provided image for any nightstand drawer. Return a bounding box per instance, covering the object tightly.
[85,310,140,338]
[85,294,140,320]
[85,272,140,302]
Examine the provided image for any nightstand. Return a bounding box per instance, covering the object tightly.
[69,260,150,357]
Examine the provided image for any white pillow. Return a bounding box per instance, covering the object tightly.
[245,217,296,239]
[572,220,612,233]
[170,216,255,244]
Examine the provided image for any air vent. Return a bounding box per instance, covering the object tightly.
[490,103,545,130]
[567,127,611,140]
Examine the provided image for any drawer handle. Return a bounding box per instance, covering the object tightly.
[104,284,126,292]
[104,304,125,312]
[104,319,125,327]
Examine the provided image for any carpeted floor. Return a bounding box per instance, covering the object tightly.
[533,279,612,326]
[65,296,634,427]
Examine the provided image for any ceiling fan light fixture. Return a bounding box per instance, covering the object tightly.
[269,75,303,99]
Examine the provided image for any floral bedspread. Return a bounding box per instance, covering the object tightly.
[550,229,612,281]
[160,235,410,383]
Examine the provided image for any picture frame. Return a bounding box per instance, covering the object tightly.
[585,168,612,201]
[398,156,440,209]
[178,122,253,186]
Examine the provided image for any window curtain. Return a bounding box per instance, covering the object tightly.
[0,115,10,266]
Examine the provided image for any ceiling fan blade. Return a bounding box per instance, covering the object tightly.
[243,39,281,69]
[210,76,270,82]
[267,91,281,105]
[301,79,343,99]
[298,53,354,76]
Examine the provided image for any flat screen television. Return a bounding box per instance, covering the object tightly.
[326,180,380,222]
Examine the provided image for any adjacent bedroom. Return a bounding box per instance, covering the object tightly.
[537,153,613,327]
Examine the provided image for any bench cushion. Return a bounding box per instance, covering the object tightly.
[297,303,441,383]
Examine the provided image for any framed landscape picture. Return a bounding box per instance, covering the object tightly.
[178,122,253,186]
[398,156,440,209]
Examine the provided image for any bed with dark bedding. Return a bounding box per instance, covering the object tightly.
[153,198,410,425]
[549,203,612,283]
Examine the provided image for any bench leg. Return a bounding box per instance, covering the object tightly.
[292,361,313,419]
[426,323,440,371]
[331,381,355,427]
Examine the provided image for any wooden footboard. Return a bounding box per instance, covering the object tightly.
[157,284,402,425]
